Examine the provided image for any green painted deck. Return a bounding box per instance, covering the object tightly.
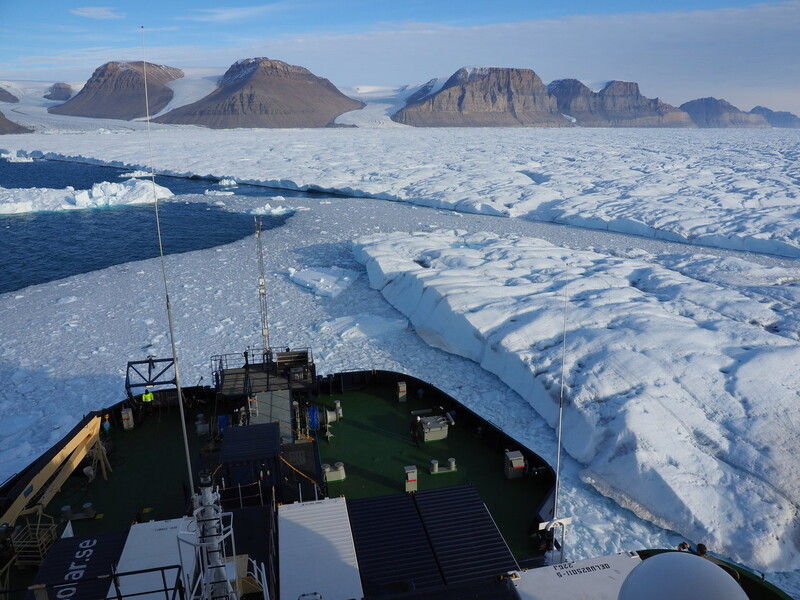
[48,406,200,537]
[313,385,548,562]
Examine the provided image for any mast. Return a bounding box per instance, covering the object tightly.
[141,27,195,493]
[255,218,270,351]
[538,275,573,564]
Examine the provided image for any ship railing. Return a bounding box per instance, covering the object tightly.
[246,558,270,600]
[219,480,265,510]
[107,565,186,600]
[210,347,315,384]
[17,564,186,600]
[0,557,12,600]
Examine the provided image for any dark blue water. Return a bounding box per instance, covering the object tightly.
[0,156,311,198]
[0,158,305,293]
[0,203,288,293]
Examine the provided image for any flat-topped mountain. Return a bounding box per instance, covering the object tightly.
[750,106,800,128]
[0,87,19,103]
[548,79,694,127]
[48,61,183,120]
[392,67,568,127]
[155,58,364,129]
[0,110,31,134]
[44,83,73,102]
[679,97,769,128]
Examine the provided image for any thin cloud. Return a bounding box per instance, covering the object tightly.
[182,3,291,23]
[138,26,180,33]
[70,7,126,20]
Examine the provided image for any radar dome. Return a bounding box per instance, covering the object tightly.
[618,551,747,600]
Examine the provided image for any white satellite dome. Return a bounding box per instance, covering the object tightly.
[618,551,748,600]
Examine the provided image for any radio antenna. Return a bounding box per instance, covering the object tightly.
[141,26,195,493]
[538,273,573,564]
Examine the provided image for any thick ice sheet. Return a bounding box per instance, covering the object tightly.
[0,179,172,214]
[1,127,798,256]
[355,229,800,572]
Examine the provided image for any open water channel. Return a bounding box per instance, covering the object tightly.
[0,158,325,293]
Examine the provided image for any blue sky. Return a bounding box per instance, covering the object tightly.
[1,1,799,113]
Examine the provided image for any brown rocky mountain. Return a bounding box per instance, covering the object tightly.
[0,87,19,103]
[48,61,183,120]
[155,58,363,129]
[548,79,694,127]
[750,106,800,128]
[0,110,32,134]
[392,67,568,127]
[44,82,73,102]
[679,97,769,128]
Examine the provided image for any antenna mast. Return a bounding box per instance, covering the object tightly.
[538,275,572,564]
[255,218,271,351]
[141,27,195,493]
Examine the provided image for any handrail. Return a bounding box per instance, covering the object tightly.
[2,564,186,600]
[247,558,270,600]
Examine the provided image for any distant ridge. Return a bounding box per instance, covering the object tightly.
[548,79,695,127]
[392,67,568,127]
[679,97,769,128]
[750,106,800,128]
[0,110,32,134]
[12,59,800,129]
[155,57,364,129]
[0,87,19,103]
[48,61,183,120]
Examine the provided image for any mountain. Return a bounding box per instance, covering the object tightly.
[402,77,448,107]
[44,83,73,102]
[392,67,568,127]
[0,87,19,103]
[0,110,32,134]
[679,97,769,128]
[154,58,364,129]
[48,61,183,120]
[749,105,800,128]
[548,79,695,127]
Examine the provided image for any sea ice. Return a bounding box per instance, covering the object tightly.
[2,128,799,256]
[288,266,360,298]
[0,179,172,214]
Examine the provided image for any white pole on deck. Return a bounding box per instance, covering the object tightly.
[141,27,195,494]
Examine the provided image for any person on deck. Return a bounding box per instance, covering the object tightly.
[410,416,422,447]
[142,389,154,404]
[678,541,708,557]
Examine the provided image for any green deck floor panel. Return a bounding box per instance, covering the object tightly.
[314,386,547,561]
[48,405,202,537]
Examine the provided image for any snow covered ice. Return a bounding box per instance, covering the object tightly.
[1,118,800,595]
[289,266,360,298]
[0,178,172,214]
[2,127,799,257]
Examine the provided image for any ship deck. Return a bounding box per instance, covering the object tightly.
[47,406,200,538]
[313,383,550,563]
